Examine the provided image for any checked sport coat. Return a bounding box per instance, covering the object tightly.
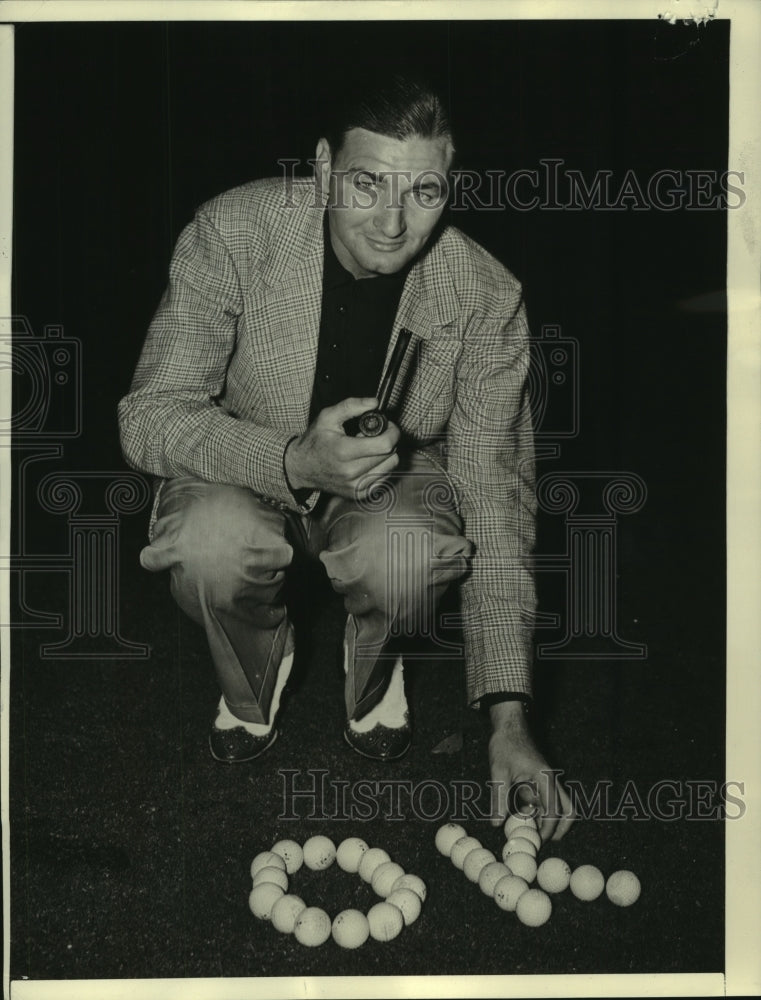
[118,176,538,705]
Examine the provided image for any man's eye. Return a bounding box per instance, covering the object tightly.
[354,174,376,189]
[416,189,442,206]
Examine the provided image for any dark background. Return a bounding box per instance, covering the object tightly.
[9,18,728,984]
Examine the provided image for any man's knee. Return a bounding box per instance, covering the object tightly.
[376,520,472,620]
[142,479,293,610]
[320,503,471,619]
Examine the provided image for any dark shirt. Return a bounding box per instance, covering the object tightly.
[308,218,409,423]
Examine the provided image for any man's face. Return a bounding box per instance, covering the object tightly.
[317,127,453,279]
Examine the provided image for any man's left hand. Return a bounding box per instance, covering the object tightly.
[487,700,576,842]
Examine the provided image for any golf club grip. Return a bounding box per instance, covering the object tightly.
[357,328,414,437]
[357,410,388,437]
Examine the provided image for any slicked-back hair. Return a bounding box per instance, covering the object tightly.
[323,74,454,157]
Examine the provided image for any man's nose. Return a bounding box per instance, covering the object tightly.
[374,200,406,239]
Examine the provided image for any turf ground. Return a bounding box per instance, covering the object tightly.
[9,520,725,980]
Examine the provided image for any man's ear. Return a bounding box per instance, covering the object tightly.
[314,138,332,198]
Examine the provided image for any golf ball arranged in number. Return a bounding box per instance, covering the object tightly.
[569,864,605,901]
[449,836,482,870]
[504,851,537,884]
[294,906,332,947]
[536,858,571,894]
[248,882,285,920]
[250,851,286,879]
[367,901,405,942]
[463,847,497,883]
[391,873,427,902]
[271,839,304,874]
[358,847,392,883]
[606,870,641,907]
[493,874,530,912]
[336,837,369,874]
[371,861,406,898]
[251,866,289,892]
[302,835,336,871]
[503,836,537,859]
[478,861,512,898]
[516,888,553,927]
[332,909,370,949]
[435,822,468,857]
[507,825,542,852]
[270,894,306,933]
[385,887,422,926]
[504,813,539,838]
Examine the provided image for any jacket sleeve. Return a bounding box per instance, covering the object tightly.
[446,288,537,705]
[118,208,317,512]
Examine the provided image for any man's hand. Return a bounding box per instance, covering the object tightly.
[488,700,575,843]
[284,397,400,499]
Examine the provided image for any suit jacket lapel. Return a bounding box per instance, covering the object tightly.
[256,184,326,431]
[380,236,461,407]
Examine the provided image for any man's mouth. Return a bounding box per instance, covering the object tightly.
[365,236,406,252]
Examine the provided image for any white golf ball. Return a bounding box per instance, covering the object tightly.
[493,874,529,911]
[569,864,605,901]
[386,887,422,925]
[336,837,370,873]
[271,839,304,875]
[332,909,370,949]
[516,888,553,927]
[371,861,406,898]
[435,822,468,857]
[463,847,497,883]
[449,836,482,870]
[507,825,542,852]
[270,894,306,934]
[367,901,404,942]
[358,847,391,883]
[504,851,537,884]
[503,836,537,859]
[250,851,286,879]
[536,857,571,894]
[503,813,539,838]
[390,873,427,902]
[251,865,289,892]
[248,882,285,920]
[302,835,336,871]
[478,861,512,897]
[606,870,641,907]
[294,906,332,947]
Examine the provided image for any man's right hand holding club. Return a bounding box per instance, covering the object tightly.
[284,397,400,500]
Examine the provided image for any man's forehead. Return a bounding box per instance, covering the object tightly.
[333,127,453,173]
